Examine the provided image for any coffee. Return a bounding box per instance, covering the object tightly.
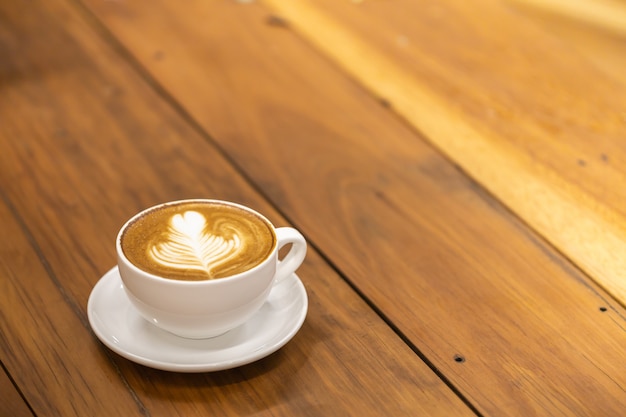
[120,201,276,281]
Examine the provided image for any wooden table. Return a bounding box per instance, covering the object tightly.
[2,0,626,415]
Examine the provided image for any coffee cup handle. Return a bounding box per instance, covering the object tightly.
[274,227,307,284]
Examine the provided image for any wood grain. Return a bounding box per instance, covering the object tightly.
[258,0,626,306]
[0,0,472,415]
[506,0,626,86]
[77,0,626,415]
[508,0,626,37]
[0,198,146,416]
[0,364,32,417]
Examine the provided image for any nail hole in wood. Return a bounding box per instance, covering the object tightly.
[266,15,289,27]
[599,306,608,312]
[453,355,465,363]
[379,98,391,108]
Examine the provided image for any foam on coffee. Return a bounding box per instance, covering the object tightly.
[120,201,276,280]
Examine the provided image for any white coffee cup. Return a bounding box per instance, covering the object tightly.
[116,199,307,339]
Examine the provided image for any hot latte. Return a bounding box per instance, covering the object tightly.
[120,201,276,281]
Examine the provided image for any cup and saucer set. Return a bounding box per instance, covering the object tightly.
[87,199,308,372]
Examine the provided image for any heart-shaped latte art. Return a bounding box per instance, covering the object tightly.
[149,211,243,279]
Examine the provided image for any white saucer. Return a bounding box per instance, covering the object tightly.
[87,267,307,372]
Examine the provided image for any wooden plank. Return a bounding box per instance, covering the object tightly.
[505,0,626,85]
[0,0,473,415]
[0,365,33,417]
[257,0,626,306]
[78,0,626,415]
[0,200,148,416]
[508,0,626,37]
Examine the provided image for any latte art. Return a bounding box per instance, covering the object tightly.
[150,211,244,278]
[120,201,276,280]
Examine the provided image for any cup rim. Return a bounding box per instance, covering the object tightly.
[116,199,278,285]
